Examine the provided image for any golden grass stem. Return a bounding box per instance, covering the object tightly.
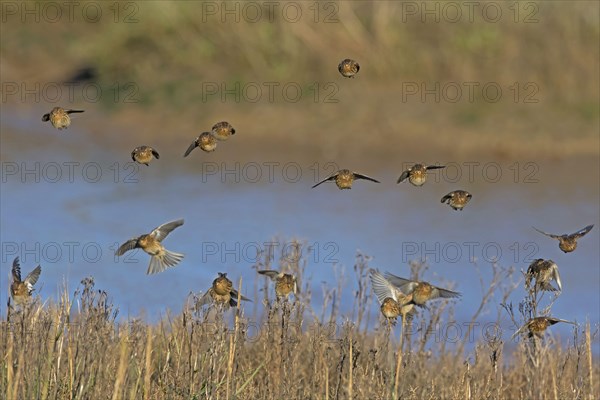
[586,322,593,400]
[348,332,353,400]
[12,346,25,400]
[393,316,406,399]
[6,331,13,400]
[111,331,130,400]
[143,326,153,400]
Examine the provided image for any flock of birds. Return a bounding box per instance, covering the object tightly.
[8,59,595,343]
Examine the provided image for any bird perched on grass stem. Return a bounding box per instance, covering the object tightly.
[198,272,252,308]
[10,257,42,305]
[383,272,461,307]
[525,259,562,292]
[511,316,576,340]
[257,269,299,300]
[369,269,415,326]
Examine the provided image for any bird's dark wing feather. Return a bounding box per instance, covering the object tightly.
[116,239,138,256]
[571,224,594,239]
[257,270,280,280]
[311,175,337,188]
[11,257,21,282]
[353,173,380,183]
[183,140,198,157]
[397,170,410,184]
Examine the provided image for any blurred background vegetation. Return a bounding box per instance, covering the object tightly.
[2,1,599,162]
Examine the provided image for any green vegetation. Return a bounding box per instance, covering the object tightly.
[2,1,598,159]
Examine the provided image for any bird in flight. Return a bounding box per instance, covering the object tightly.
[115,219,184,275]
[338,59,360,78]
[441,190,472,211]
[211,121,236,141]
[312,169,380,190]
[397,164,446,187]
[131,145,160,166]
[42,107,84,130]
[533,225,594,253]
[183,132,218,156]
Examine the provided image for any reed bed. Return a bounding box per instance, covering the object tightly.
[1,252,598,400]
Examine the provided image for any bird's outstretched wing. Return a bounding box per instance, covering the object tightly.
[440,193,453,203]
[396,170,410,184]
[257,270,280,281]
[230,289,252,303]
[311,174,337,188]
[11,257,21,282]
[116,239,138,256]
[533,227,560,239]
[571,224,594,239]
[24,265,42,287]
[183,140,198,157]
[353,173,380,183]
[383,272,413,290]
[150,219,184,242]
[430,286,461,300]
[369,269,402,304]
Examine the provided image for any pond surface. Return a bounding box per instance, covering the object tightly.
[1,110,598,349]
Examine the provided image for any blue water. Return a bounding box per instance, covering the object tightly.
[1,113,599,351]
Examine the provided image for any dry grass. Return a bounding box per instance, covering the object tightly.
[2,250,598,400]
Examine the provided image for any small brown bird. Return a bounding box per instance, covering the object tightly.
[115,219,184,275]
[312,169,380,190]
[383,272,461,306]
[257,270,299,300]
[131,145,160,166]
[10,257,42,305]
[183,132,218,156]
[526,259,562,292]
[211,121,236,141]
[441,190,472,211]
[533,225,594,253]
[338,59,360,78]
[397,164,446,186]
[369,269,415,326]
[198,272,252,308]
[41,107,84,130]
[511,316,576,340]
